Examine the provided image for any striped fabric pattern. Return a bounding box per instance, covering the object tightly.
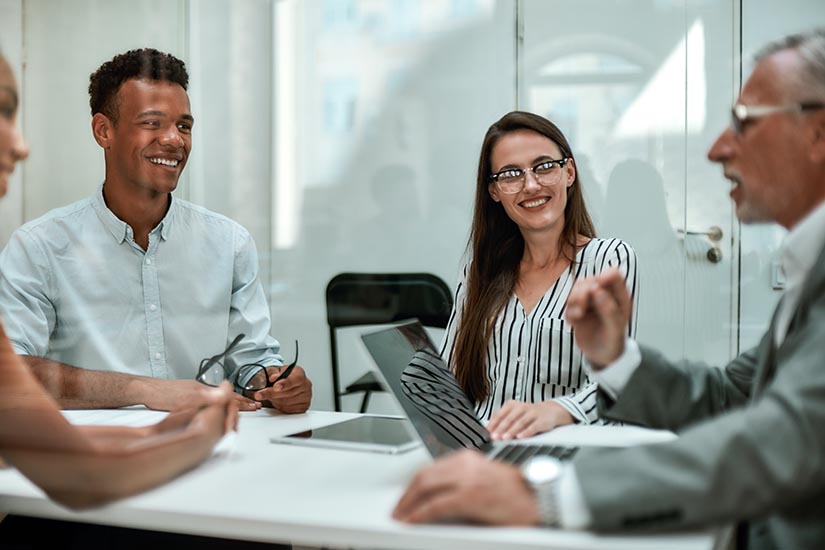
[441,238,639,424]
[400,349,490,449]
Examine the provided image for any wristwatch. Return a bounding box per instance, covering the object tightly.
[521,455,563,527]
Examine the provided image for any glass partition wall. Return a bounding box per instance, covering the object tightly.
[2,0,824,411]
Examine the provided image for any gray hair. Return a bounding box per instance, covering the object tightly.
[756,28,825,99]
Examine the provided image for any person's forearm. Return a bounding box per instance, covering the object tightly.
[596,344,752,431]
[75,406,205,443]
[76,425,154,444]
[4,422,220,509]
[23,356,154,409]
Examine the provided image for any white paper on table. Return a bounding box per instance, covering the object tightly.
[62,407,166,427]
[62,408,235,457]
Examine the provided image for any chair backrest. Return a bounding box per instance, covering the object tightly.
[325,272,454,411]
[326,273,453,330]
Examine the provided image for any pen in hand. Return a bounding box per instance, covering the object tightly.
[273,340,299,384]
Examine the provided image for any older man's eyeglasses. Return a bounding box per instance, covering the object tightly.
[490,158,569,195]
[195,335,299,391]
[731,102,825,134]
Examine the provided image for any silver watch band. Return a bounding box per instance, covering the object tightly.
[534,481,560,527]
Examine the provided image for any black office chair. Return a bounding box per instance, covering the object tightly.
[325,272,454,412]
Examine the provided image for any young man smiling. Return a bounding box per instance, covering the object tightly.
[0,48,312,414]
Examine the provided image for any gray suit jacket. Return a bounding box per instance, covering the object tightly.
[573,245,825,549]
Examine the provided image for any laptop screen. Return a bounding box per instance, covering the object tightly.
[361,320,493,458]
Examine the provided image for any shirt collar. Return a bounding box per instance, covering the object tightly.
[781,200,825,290]
[157,195,175,241]
[92,184,129,244]
[92,183,176,244]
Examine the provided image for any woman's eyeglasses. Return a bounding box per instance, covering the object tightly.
[195,335,299,391]
[490,158,569,195]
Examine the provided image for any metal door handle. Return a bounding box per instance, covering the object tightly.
[678,225,723,242]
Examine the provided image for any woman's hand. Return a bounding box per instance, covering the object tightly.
[487,400,574,440]
[189,381,239,436]
[152,381,239,439]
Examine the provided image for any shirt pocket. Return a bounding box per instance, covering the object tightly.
[536,318,583,386]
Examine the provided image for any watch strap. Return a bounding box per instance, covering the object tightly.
[531,475,561,527]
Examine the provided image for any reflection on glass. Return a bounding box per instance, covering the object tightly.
[400,349,488,450]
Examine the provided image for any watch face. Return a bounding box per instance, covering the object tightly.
[524,456,562,483]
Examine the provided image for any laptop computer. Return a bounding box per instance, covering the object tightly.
[361,319,580,465]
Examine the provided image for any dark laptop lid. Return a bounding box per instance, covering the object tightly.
[361,320,493,458]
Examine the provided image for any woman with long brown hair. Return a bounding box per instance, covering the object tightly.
[441,111,638,440]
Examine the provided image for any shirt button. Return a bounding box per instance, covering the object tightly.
[145,258,152,265]
[517,356,525,363]
[154,352,162,360]
[149,304,157,311]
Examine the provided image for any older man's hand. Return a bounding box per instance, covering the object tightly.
[565,268,632,369]
[393,450,540,526]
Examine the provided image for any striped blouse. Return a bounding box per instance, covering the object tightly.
[440,237,639,424]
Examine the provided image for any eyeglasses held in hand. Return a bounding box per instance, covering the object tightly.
[196,336,299,391]
[730,102,825,134]
[489,158,569,195]
[236,340,299,392]
[196,333,245,387]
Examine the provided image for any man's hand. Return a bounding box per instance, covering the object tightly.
[139,379,260,412]
[393,450,540,526]
[247,365,312,414]
[565,268,632,369]
[487,400,575,440]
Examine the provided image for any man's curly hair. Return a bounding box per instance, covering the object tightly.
[89,48,188,124]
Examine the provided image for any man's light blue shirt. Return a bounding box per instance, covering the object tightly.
[0,185,282,389]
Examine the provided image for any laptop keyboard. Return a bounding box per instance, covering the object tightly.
[491,443,580,465]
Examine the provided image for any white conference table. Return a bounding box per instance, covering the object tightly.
[0,408,717,550]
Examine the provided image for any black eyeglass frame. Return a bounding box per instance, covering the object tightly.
[195,333,246,387]
[236,340,299,392]
[196,335,299,392]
